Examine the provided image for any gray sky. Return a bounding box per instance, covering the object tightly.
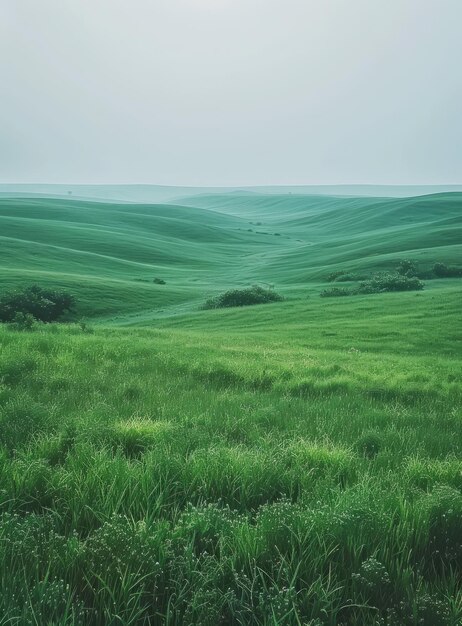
[1,0,461,186]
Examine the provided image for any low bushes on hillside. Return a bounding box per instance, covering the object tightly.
[356,273,424,294]
[326,259,462,288]
[432,262,462,278]
[202,285,283,309]
[399,259,462,280]
[0,285,75,323]
[321,273,424,298]
[9,312,36,331]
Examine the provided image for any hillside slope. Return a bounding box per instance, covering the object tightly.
[0,192,461,321]
[0,190,461,625]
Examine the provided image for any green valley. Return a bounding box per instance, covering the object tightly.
[0,189,461,625]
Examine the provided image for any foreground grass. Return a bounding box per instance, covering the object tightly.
[0,288,461,625]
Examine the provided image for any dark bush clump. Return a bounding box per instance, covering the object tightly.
[321,272,424,298]
[9,312,36,331]
[0,285,75,323]
[202,285,283,309]
[432,262,462,278]
[356,273,424,294]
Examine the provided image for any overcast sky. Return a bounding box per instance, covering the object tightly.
[1,0,461,186]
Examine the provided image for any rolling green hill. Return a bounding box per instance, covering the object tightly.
[0,191,461,322]
[0,189,461,625]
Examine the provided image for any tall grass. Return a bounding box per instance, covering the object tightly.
[0,289,461,624]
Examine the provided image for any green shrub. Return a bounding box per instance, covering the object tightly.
[0,285,75,323]
[321,271,424,297]
[202,285,283,309]
[356,273,424,294]
[432,262,462,278]
[9,312,36,331]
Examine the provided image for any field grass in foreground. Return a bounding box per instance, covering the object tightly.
[0,287,461,625]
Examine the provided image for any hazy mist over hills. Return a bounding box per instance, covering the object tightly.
[2,184,462,205]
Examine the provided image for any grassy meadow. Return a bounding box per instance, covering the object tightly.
[0,189,461,625]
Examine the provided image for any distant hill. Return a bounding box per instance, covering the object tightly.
[0,191,460,322]
[2,183,462,203]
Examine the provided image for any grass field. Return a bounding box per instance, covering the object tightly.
[0,189,461,625]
